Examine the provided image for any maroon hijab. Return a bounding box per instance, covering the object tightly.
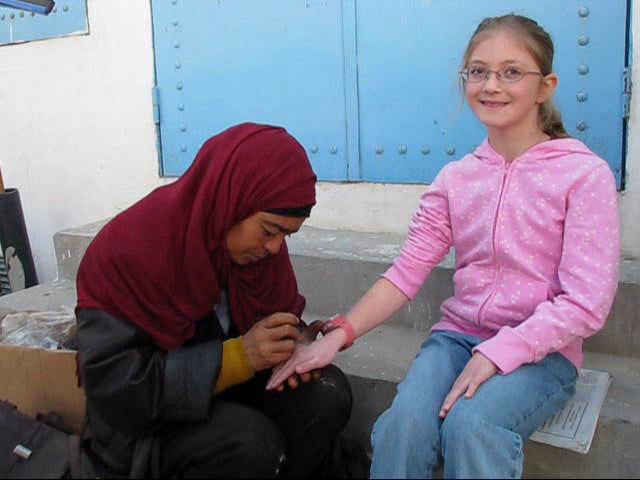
[76,123,317,350]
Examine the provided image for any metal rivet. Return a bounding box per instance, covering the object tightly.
[310,145,318,154]
[330,146,338,154]
[180,124,187,132]
[178,104,185,111]
[176,81,183,91]
[422,146,431,155]
[63,5,69,12]
[577,35,589,46]
[171,0,177,4]
[181,145,187,152]
[578,7,590,17]
[172,20,179,26]
[1,15,5,20]
[446,147,456,156]
[398,145,407,155]
[576,91,588,102]
[19,11,24,17]
[173,42,180,49]
[175,63,182,70]
[10,13,15,19]
[577,121,588,132]
[578,64,589,75]
[375,146,384,154]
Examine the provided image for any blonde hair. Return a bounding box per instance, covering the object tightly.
[461,14,569,139]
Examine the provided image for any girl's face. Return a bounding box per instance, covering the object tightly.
[464,29,557,136]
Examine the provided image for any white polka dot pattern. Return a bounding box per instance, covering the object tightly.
[383,138,620,375]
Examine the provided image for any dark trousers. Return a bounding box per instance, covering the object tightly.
[159,365,352,479]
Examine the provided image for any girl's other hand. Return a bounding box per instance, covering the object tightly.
[266,328,347,391]
[439,352,498,419]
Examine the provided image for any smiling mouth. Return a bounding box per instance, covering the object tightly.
[480,100,509,108]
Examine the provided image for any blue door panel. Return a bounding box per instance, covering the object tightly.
[356,0,627,185]
[152,0,628,187]
[152,0,348,179]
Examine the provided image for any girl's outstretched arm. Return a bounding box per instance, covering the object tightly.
[266,277,409,390]
[268,165,455,391]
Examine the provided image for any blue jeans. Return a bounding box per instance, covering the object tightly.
[370,330,577,479]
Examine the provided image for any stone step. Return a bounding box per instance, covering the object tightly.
[1,279,637,478]
[53,222,640,359]
[311,316,640,479]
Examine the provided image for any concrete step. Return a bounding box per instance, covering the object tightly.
[314,317,640,479]
[1,279,637,478]
[53,222,640,359]
[49,219,640,477]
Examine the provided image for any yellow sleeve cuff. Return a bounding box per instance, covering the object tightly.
[215,336,255,394]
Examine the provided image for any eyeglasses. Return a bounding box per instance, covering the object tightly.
[459,66,544,83]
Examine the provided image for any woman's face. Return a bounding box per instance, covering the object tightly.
[225,212,306,265]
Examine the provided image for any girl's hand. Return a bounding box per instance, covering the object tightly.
[273,320,325,392]
[271,362,322,392]
[266,328,347,391]
[439,352,498,419]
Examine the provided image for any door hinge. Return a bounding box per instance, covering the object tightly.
[151,85,164,175]
[152,86,161,125]
[623,67,632,120]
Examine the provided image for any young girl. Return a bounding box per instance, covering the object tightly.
[268,14,620,478]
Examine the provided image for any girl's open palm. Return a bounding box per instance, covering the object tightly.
[266,330,345,390]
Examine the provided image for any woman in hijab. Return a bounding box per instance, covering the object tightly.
[74,123,352,478]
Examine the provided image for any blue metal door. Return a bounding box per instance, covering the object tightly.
[151,1,629,187]
[356,0,629,185]
[151,0,352,180]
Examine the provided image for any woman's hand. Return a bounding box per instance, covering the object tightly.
[266,328,347,391]
[242,312,300,371]
[439,352,498,419]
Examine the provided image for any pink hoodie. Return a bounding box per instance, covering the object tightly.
[384,138,620,374]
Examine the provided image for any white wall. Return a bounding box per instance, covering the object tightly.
[0,0,160,281]
[620,0,640,259]
[0,0,638,283]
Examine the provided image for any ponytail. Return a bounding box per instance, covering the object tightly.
[539,100,569,139]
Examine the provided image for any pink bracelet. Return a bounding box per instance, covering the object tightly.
[322,315,355,350]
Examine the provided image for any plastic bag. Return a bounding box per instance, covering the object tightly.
[0,308,76,350]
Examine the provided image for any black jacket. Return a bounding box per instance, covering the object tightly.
[76,308,223,477]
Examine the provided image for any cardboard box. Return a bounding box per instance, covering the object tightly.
[0,344,86,434]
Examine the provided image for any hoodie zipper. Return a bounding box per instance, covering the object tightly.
[476,160,513,326]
